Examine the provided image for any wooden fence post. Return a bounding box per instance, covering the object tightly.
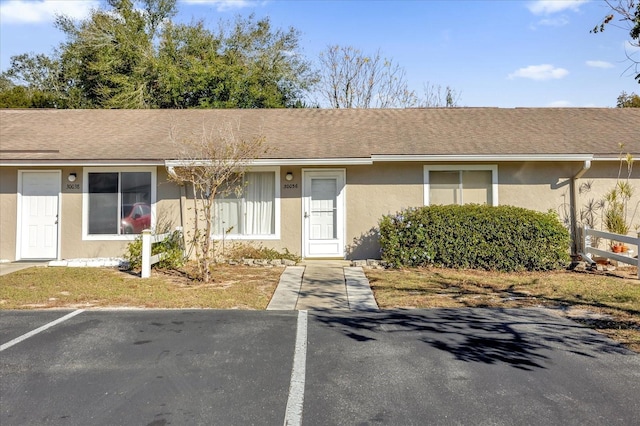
[141,229,152,278]
[583,225,591,253]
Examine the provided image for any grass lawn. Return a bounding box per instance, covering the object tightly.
[0,265,282,310]
[1,263,638,352]
[366,267,640,352]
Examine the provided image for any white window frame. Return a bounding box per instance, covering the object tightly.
[211,166,281,240]
[423,165,498,206]
[82,167,157,241]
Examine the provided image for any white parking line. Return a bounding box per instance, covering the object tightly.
[0,309,85,352]
[284,310,308,426]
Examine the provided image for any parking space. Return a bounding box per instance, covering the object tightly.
[305,309,640,425]
[1,310,297,425]
[1,308,639,425]
[0,310,77,345]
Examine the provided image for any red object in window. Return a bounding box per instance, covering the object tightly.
[121,203,151,234]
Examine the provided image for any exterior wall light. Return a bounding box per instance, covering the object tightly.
[285,172,293,181]
[68,173,77,182]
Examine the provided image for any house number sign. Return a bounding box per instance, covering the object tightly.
[283,183,298,189]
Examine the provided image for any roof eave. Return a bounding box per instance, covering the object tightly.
[0,160,165,167]
[371,154,595,162]
[165,158,375,167]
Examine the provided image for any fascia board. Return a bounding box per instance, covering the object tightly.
[591,156,638,161]
[0,160,164,167]
[371,154,595,162]
[165,158,374,167]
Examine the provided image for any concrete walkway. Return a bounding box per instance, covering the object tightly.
[2,259,378,311]
[267,261,379,311]
[0,262,48,276]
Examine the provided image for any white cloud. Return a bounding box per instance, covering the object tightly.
[548,100,572,107]
[182,0,256,11]
[527,0,587,15]
[536,16,569,27]
[508,64,569,81]
[0,0,98,24]
[586,60,614,69]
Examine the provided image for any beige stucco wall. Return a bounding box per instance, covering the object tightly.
[345,163,424,259]
[0,166,182,262]
[0,167,18,261]
[60,166,183,260]
[173,167,303,259]
[575,162,640,244]
[345,161,640,259]
[1,161,637,262]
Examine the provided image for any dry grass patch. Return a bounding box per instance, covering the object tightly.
[366,267,640,352]
[0,264,282,310]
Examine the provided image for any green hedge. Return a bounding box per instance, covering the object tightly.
[379,205,570,271]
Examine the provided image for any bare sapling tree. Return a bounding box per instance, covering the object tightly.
[420,82,461,108]
[591,0,640,82]
[317,45,461,108]
[168,118,268,283]
[318,45,420,108]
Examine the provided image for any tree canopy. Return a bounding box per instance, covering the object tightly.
[617,91,640,107]
[0,0,316,108]
[1,0,464,109]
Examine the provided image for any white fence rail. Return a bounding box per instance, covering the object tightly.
[580,226,639,279]
[141,228,183,278]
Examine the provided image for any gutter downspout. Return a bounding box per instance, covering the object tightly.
[570,160,591,256]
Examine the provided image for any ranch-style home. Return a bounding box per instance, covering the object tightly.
[0,108,638,263]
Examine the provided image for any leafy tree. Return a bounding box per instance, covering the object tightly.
[216,14,317,108]
[617,90,640,106]
[154,21,225,108]
[0,53,68,107]
[592,0,640,83]
[0,84,32,108]
[154,14,316,109]
[0,1,314,109]
[167,119,269,283]
[3,53,62,91]
[54,0,164,108]
[0,68,65,108]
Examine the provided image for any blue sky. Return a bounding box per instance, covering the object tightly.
[1,0,638,107]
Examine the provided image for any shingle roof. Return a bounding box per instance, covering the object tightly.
[0,108,638,163]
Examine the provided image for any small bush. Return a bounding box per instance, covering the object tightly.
[124,229,185,271]
[224,242,301,263]
[379,205,570,272]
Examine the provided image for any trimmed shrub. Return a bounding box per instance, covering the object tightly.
[224,242,301,264]
[379,205,570,271]
[124,229,185,270]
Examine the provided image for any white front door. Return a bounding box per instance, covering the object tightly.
[19,171,60,259]
[303,169,345,258]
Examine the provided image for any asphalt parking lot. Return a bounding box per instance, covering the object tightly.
[1,308,639,425]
